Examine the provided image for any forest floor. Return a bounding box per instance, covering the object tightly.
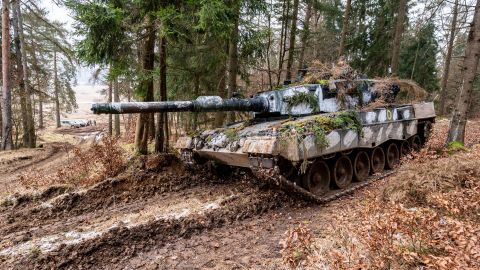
[0,119,479,269]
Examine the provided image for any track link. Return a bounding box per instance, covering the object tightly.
[252,166,394,204]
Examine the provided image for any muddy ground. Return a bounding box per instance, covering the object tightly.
[0,119,479,269]
[0,144,395,270]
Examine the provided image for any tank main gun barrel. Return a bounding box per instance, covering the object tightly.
[91,96,269,115]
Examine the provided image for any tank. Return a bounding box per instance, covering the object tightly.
[92,79,435,201]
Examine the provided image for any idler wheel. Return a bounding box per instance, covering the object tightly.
[409,135,422,151]
[353,151,370,182]
[370,147,385,174]
[332,155,353,189]
[303,160,330,196]
[385,143,400,169]
[400,140,411,156]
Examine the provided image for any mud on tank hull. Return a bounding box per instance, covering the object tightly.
[177,102,435,196]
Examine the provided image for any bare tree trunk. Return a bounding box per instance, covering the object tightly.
[54,51,61,128]
[155,36,167,153]
[440,0,459,116]
[113,78,120,136]
[135,19,156,154]
[266,5,273,90]
[14,0,34,147]
[2,0,12,150]
[227,2,239,124]
[297,1,312,73]
[215,42,228,127]
[39,95,43,129]
[31,46,43,130]
[12,4,29,147]
[285,0,299,82]
[391,0,407,76]
[277,0,288,86]
[108,80,113,136]
[446,0,480,144]
[338,0,352,56]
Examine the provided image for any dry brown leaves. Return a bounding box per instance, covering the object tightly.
[280,222,314,268]
[372,78,427,103]
[301,60,333,83]
[18,136,127,189]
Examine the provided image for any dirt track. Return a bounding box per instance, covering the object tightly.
[0,142,73,197]
[0,155,302,269]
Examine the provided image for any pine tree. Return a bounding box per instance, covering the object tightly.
[1,0,13,150]
[399,23,439,92]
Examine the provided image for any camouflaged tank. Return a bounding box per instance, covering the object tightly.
[92,79,435,197]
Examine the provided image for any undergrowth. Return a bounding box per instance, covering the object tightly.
[18,136,127,188]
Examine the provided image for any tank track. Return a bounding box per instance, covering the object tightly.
[252,166,395,204]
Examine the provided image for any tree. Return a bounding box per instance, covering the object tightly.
[391,0,407,76]
[108,80,112,136]
[227,0,240,123]
[53,51,61,128]
[440,0,459,115]
[285,0,299,82]
[348,0,397,77]
[2,0,13,150]
[155,36,167,153]
[297,0,312,73]
[12,0,35,147]
[114,78,120,136]
[447,0,480,144]
[399,23,439,92]
[339,0,352,56]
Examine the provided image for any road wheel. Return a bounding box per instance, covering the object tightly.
[371,147,385,174]
[303,160,330,196]
[409,135,422,151]
[400,140,411,156]
[332,156,353,189]
[353,151,370,182]
[385,143,400,169]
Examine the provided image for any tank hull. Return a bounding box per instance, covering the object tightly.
[177,102,435,168]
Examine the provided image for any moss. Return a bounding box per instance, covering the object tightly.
[278,111,362,149]
[284,91,319,113]
[187,130,202,138]
[447,141,468,153]
[223,129,238,140]
[206,123,246,144]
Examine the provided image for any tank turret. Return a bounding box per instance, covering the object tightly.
[91,80,384,117]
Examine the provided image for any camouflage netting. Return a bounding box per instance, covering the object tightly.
[301,56,359,84]
[299,57,428,109]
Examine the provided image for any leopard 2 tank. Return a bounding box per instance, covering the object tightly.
[92,79,435,201]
